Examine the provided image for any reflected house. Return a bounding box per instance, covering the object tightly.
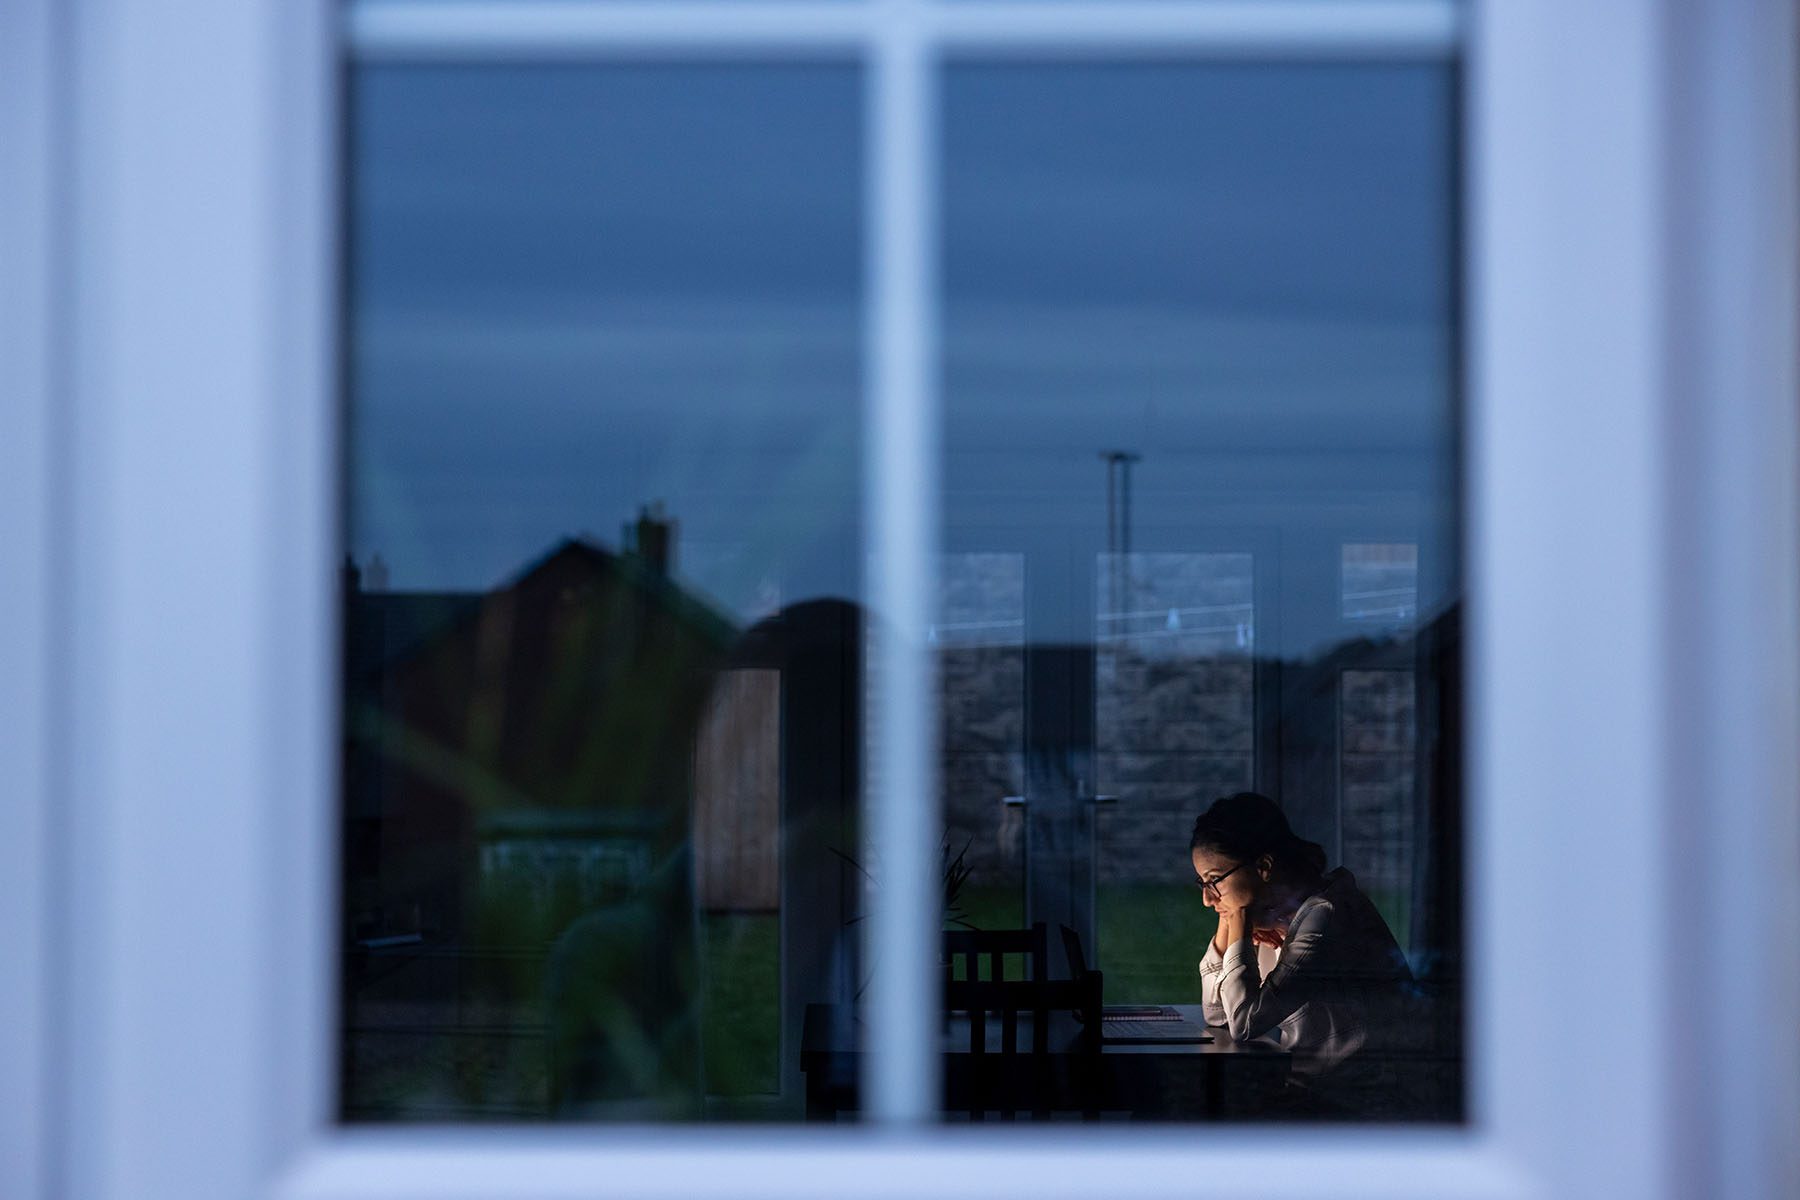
[342,529,743,1118]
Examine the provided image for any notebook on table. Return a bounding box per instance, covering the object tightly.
[1099,1004,1213,1044]
[1060,927,1214,1044]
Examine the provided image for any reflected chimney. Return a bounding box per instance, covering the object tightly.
[632,503,676,575]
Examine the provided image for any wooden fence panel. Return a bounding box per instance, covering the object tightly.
[692,669,781,911]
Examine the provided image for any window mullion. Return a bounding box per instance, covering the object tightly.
[342,0,1458,60]
[864,0,939,1127]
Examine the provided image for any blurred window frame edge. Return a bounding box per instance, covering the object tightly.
[5,1,1796,1199]
[0,2,57,1199]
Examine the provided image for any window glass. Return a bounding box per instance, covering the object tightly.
[1343,542,1420,624]
[937,553,1028,934]
[938,61,1462,1122]
[1095,551,1256,1004]
[341,63,864,1122]
[342,54,1463,1128]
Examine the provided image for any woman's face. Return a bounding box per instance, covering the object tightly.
[1191,846,1261,913]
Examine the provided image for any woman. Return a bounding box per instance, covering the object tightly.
[1192,791,1422,1117]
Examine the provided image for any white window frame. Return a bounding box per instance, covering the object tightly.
[0,2,58,1197]
[5,0,1797,1197]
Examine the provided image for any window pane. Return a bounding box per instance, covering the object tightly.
[1095,552,1256,1005]
[341,63,864,1122]
[1343,541,1420,624]
[938,553,1028,935]
[938,61,1461,1122]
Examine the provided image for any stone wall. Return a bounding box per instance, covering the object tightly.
[933,551,1420,903]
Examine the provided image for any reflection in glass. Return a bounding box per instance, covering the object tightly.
[939,62,1461,1121]
[340,64,863,1121]
[1343,542,1420,624]
[937,554,1027,932]
[1095,553,1255,1003]
[1339,668,1418,947]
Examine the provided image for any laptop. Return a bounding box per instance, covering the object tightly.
[1060,926,1213,1044]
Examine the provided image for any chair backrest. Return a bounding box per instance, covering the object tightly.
[940,971,1103,1120]
[942,974,1101,1056]
[941,923,1048,986]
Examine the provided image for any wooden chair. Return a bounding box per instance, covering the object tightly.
[942,973,1102,1120]
[942,923,1048,986]
[940,925,1102,1120]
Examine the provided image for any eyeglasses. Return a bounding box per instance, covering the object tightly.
[1195,859,1249,896]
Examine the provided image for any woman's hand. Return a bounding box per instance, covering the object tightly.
[1214,904,1252,954]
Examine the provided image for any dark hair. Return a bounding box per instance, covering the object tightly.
[1189,792,1328,880]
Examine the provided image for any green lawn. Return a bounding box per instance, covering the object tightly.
[956,882,1024,933]
[957,882,1218,1002]
[699,912,780,1099]
[1095,884,1218,1003]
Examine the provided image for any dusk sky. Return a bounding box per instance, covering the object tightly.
[349,61,1455,655]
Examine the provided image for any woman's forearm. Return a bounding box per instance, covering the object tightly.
[1233,910,1256,958]
[1212,909,1275,1041]
[1218,908,1253,956]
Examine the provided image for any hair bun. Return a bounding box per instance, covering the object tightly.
[1190,791,1327,878]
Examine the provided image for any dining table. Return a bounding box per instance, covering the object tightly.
[800,1002,1291,1121]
